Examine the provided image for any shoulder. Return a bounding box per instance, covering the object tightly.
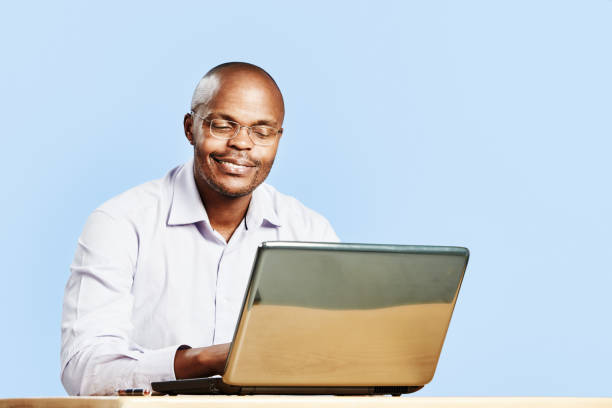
[94,164,181,224]
[259,183,339,242]
[77,164,184,258]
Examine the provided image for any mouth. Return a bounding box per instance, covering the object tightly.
[212,155,256,175]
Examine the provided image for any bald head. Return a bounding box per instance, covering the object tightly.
[190,62,285,120]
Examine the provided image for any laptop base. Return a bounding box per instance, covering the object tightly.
[152,378,423,396]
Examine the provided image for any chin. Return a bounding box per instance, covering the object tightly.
[213,184,254,198]
[206,174,261,198]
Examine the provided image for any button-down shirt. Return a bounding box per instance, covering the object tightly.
[60,158,339,395]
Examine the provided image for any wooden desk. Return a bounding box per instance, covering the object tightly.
[1,396,611,408]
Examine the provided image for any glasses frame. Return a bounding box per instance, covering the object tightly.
[191,111,281,146]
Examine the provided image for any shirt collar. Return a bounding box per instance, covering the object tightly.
[167,158,210,226]
[168,158,281,229]
[245,185,282,230]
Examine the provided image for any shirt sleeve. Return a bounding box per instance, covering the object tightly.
[320,218,341,243]
[60,209,184,396]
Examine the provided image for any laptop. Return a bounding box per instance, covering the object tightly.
[152,241,469,396]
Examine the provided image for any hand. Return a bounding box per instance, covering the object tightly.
[174,343,231,379]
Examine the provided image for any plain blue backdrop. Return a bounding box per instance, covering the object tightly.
[1,0,611,397]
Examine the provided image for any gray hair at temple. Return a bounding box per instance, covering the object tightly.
[190,62,285,114]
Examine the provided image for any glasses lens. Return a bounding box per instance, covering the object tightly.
[251,126,277,145]
[208,119,277,145]
[210,119,238,139]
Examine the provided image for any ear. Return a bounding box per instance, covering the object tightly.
[184,113,194,145]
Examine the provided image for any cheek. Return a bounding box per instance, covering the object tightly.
[255,144,279,165]
[195,135,224,158]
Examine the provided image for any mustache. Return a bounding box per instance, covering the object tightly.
[210,152,259,167]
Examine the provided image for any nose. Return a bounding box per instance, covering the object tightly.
[228,125,254,150]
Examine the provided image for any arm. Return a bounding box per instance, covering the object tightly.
[61,209,178,395]
[60,210,228,395]
[321,218,341,243]
[174,344,230,379]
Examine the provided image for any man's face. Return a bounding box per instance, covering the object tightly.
[186,72,284,198]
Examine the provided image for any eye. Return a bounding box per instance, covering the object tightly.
[211,120,235,131]
[252,126,276,138]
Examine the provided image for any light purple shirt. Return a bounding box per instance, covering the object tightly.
[60,159,339,395]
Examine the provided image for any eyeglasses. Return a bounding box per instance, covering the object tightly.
[191,111,281,146]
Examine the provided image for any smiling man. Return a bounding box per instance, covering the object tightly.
[60,62,339,395]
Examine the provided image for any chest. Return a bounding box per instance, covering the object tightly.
[130,223,283,310]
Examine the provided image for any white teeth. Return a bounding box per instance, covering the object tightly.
[219,160,248,169]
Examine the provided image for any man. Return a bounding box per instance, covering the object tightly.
[61,62,339,395]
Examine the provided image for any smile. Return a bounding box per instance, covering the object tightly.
[212,157,256,175]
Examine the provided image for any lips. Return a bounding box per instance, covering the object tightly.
[212,155,256,175]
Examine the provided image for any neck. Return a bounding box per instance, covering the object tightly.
[195,177,251,242]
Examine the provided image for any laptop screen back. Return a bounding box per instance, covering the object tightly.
[224,242,469,387]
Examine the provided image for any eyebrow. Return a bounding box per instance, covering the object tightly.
[208,112,279,127]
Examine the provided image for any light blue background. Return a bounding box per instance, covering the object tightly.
[1,0,610,398]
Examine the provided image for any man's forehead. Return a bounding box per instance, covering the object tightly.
[205,94,283,127]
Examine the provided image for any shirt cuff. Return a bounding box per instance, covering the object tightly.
[137,344,191,383]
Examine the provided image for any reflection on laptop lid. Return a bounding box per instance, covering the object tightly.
[153,242,469,396]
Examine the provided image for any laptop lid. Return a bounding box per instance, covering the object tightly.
[223,242,469,387]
